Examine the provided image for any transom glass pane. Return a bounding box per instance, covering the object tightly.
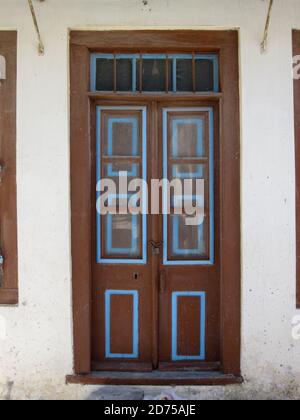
[116,59,133,91]
[95,58,114,91]
[196,59,215,92]
[176,59,193,92]
[136,58,173,92]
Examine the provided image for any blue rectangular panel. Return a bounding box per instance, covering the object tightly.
[172,291,206,361]
[105,290,139,359]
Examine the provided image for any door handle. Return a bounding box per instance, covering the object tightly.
[159,270,166,293]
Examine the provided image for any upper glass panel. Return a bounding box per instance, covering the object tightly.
[162,108,214,266]
[96,107,147,265]
[91,54,219,93]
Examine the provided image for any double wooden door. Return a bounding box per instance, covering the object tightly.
[91,100,220,371]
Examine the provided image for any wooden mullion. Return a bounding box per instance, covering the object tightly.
[87,92,224,101]
[102,156,142,161]
[139,53,143,93]
[169,157,209,164]
[166,55,169,93]
[192,52,196,93]
[113,54,117,93]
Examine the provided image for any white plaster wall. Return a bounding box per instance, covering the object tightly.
[0,0,300,400]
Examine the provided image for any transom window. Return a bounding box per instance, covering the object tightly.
[90,53,219,93]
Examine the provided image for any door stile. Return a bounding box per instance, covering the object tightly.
[150,101,160,370]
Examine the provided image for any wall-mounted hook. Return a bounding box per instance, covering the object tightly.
[27,0,45,55]
[261,0,274,53]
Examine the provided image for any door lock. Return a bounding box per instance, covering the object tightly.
[149,240,163,255]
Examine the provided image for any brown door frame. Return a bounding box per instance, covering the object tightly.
[293,30,300,309]
[0,31,18,305]
[70,30,241,378]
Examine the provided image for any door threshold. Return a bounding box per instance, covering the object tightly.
[67,371,243,386]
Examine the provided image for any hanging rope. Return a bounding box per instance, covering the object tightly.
[261,0,274,53]
[27,0,45,55]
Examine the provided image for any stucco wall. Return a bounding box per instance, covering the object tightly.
[0,0,300,400]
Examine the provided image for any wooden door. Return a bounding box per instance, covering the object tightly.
[92,105,153,371]
[91,101,220,371]
[157,103,220,370]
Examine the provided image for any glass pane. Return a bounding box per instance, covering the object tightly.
[104,116,140,157]
[196,59,214,92]
[143,59,165,91]
[171,164,204,180]
[170,117,205,158]
[116,59,133,91]
[176,59,193,92]
[96,58,114,91]
[104,162,140,178]
[103,214,142,258]
[103,162,140,191]
[136,58,172,91]
[168,215,207,259]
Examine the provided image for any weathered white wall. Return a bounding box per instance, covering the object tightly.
[0,0,300,400]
